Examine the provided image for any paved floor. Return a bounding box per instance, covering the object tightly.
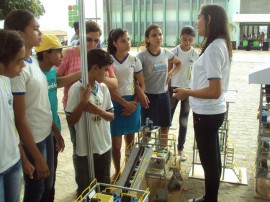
[20,50,270,201]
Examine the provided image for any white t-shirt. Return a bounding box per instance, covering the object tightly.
[0,76,20,174]
[112,54,142,97]
[10,57,52,143]
[189,38,231,114]
[65,81,113,156]
[170,46,199,88]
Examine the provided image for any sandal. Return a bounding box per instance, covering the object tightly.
[180,155,187,161]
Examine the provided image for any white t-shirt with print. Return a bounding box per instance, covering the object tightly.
[65,81,113,156]
[170,46,199,88]
[112,54,142,97]
[0,76,20,173]
[10,57,52,143]
[190,38,231,114]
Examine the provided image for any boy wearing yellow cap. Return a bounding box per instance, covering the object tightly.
[35,34,80,201]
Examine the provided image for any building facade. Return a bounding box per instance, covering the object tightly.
[102,0,270,48]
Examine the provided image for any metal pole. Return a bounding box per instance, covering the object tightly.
[163,0,166,46]
[138,0,141,49]
[95,0,97,22]
[78,0,95,181]
[106,0,111,37]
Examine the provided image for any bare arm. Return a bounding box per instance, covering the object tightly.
[109,89,137,116]
[13,95,49,179]
[104,71,118,90]
[66,84,91,126]
[173,79,222,100]
[167,56,183,83]
[57,71,81,88]
[85,102,114,121]
[134,72,149,108]
[19,143,35,179]
[110,89,129,107]
[52,122,65,152]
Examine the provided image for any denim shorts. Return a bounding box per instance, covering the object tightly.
[141,92,171,127]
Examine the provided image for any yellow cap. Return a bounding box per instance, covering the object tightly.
[35,34,64,53]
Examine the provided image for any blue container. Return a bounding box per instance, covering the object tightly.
[262,113,267,122]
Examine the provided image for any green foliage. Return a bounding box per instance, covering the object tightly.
[0,0,45,20]
[102,38,108,47]
[174,37,180,46]
[131,40,145,47]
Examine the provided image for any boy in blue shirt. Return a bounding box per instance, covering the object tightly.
[35,34,80,200]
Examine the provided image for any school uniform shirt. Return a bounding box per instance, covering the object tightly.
[57,48,115,108]
[137,48,174,94]
[112,54,142,97]
[43,67,61,131]
[189,38,231,115]
[65,81,113,156]
[170,46,199,88]
[10,57,52,143]
[0,76,21,173]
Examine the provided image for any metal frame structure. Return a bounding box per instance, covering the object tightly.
[76,179,150,202]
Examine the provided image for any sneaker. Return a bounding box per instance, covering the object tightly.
[188,195,205,202]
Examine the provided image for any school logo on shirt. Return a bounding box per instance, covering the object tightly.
[48,81,57,90]
[148,62,167,74]
[129,64,135,69]
[129,55,136,69]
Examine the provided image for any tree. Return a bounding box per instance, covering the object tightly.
[0,0,45,20]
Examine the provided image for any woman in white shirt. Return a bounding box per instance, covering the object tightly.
[173,4,232,202]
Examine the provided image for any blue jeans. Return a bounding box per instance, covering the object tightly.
[0,160,22,202]
[49,136,58,202]
[170,91,190,151]
[193,112,225,202]
[67,123,79,191]
[23,133,54,202]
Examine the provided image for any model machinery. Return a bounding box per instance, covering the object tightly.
[76,121,183,202]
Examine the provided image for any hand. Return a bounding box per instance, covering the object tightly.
[173,88,189,100]
[121,108,133,116]
[138,93,150,109]
[134,83,149,109]
[55,133,65,152]
[85,102,102,115]
[122,101,137,116]
[166,74,172,84]
[80,83,91,105]
[22,157,35,179]
[34,157,50,180]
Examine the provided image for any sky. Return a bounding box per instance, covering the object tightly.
[0,0,103,41]
[39,0,77,40]
[39,0,103,41]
